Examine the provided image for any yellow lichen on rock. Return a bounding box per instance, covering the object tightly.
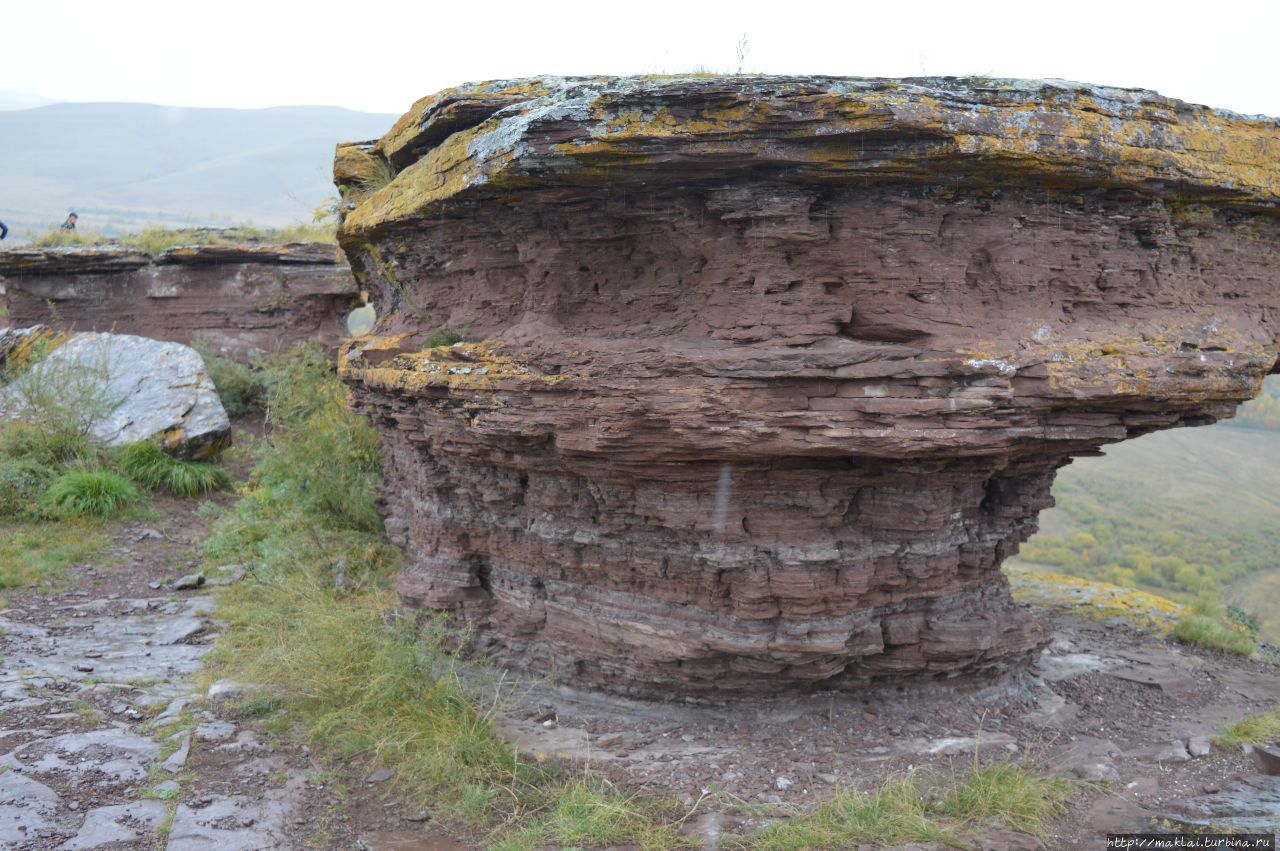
[1005,563,1184,634]
[340,337,566,395]
[336,76,1280,239]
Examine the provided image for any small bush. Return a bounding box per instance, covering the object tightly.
[253,345,383,531]
[40,467,141,519]
[1172,597,1257,656]
[425,328,464,348]
[0,456,55,517]
[3,334,123,455]
[0,421,98,466]
[191,341,267,418]
[119,440,232,497]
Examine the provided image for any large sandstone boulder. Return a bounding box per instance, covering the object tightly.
[333,76,1280,697]
[1,327,230,458]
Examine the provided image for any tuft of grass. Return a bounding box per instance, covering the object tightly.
[353,157,396,194]
[39,467,141,519]
[547,777,685,848]
[1215,709,1280,746]
[118,440,231,497]
[265,221,336,243]
[939,763,1073,839]
[424,327,464,348]
[1171,597,1257,656]
[749,766,1072,850]
[751,774,962,850]
[0,522,109,588]
[29,229,106,248]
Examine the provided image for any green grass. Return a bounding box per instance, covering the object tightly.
[191,341,267,418]
[424,327,464,348]
[0,522,109,588]
[939,764,1073,839]
[39,467,141,519]
[118,440,232,497]
[748,766,1071,850]
[28,229,104,248]
[1216,709,1280,746]
[1171,597,1257,656]
[26,223,336,255]
[750,773,962,850]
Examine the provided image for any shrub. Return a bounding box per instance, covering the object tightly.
[1172,597,1257,656]
[0,456,55,518]
[425,327,464,348]
[40,467,141,519]
[191,341,267,418]
[119,440,232,497]
[253,345,383,531]
[2,334,122,457]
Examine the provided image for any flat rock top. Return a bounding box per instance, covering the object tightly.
[0,241,340,275]
[336,75,1280,235]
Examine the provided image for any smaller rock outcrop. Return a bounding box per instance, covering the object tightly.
[0,241,358,361]
[0,327,230,458]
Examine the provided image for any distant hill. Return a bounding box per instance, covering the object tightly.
[1009,412,1280,642]
[0,91,62,111]
[0,102,396,239]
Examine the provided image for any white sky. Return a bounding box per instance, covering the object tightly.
[5,0,1279,118]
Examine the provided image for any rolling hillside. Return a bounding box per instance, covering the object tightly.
[1009,395,1280,641]
[0,102,396,238]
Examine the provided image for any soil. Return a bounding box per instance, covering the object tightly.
[1,419,1277,850]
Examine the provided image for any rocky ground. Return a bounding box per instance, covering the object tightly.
[1,489,1277,849]
[0,495,466,851]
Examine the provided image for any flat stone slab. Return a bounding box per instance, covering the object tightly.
[1164,774,1280,833]
[167,776,306,851]
[0,597,213,695]
[59,800,168,849]
[8,728,160,785]
[0,768,63,846]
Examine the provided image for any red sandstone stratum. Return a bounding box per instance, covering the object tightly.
[333,75,1280,696]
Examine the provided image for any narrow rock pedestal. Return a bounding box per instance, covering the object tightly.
[335,76,1280,697]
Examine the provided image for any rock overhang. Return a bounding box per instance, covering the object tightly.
[335,74,1280,240]
[332,76,1280,697]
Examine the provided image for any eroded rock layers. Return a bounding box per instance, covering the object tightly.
[0,243,358,360]
[334,76,1280,697]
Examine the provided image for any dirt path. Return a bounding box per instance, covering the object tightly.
[0,494,459,851]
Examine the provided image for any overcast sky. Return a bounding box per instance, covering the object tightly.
[6,0,1278,118]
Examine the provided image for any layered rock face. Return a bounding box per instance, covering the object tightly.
[334,76,1280,697]
[0,243,358,360]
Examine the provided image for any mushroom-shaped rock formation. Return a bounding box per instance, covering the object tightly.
[334,76,1280,697]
